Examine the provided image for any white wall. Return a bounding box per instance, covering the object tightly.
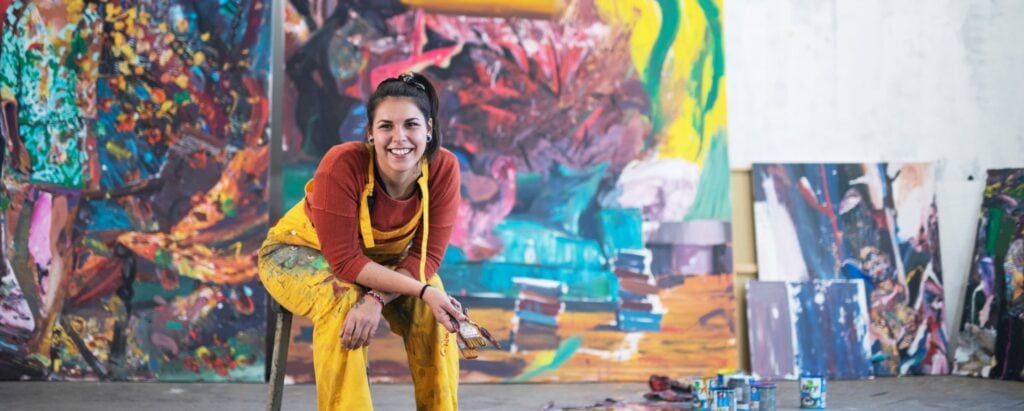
[724,0,1024,356]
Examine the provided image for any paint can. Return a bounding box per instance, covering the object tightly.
[751,382,777,411]
[710,387,737,411]
[728,376,752,410]
[799,374,826,409]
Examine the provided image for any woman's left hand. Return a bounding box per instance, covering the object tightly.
[340,295,383,349]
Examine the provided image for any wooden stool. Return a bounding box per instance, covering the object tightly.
[266,299,293,411]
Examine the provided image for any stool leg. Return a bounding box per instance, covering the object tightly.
[267,310,293,411]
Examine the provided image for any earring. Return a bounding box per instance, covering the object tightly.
[426,135,432,143]
[368,138,374,144]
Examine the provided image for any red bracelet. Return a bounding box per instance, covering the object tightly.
[364,290,384,307]
[419,284,431,299]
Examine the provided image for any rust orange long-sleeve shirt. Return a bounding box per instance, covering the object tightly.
[303,142,461,283]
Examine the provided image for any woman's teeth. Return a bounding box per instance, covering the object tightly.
[389,148,413,155]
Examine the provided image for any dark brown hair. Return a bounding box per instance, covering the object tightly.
[366,72,442,161]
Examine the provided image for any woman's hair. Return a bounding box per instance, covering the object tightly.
[366,72,442,161]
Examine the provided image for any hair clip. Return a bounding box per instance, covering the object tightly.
[397,72,426,91]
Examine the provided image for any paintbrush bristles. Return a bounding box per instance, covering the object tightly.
[451,308,500,359]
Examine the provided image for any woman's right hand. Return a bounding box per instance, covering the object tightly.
[421,286,465,332]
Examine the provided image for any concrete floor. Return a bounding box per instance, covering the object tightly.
[1,376,1021,410]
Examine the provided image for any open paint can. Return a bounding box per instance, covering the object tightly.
[799,374,827,409]
[710,387,737,411]
[751,382,777,411]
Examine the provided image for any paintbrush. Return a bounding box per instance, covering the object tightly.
[450,306,501,359]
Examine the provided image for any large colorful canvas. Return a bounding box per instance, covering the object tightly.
[752,163,948,376]
[279,0,733,383]
[954,169,1024,381]
[746,280,872,380]
[0,1,270,381]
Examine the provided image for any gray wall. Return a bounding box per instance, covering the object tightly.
[725,0,1024,356]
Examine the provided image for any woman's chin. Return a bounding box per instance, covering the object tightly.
[383,158,419,174]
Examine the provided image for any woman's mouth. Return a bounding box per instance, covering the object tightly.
[388,147,413,156]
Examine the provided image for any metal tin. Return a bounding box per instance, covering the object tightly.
[751,382,777,411]
[710,387,737,411]
[799,374,827,409]
[728,376,752,410]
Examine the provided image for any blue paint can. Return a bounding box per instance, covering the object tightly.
[799,374,826,409]
[710,387,737,411]
[751,382,777,411]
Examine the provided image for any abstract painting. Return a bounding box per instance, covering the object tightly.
[954,168,1024,381]
[1,0,270,381]
[279,0,733,383]
[752,163,948,376]
[746,280,872,380]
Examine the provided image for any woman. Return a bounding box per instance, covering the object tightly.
[259,72,465,410]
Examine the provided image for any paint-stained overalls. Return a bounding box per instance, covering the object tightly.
[258,148,458,410]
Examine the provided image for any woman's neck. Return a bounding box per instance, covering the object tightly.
[376,160,420,200]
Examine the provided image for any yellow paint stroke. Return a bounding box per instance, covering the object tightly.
[105,140,133,161]
[401,0,563,18]
[521,350,556,375]
[595,0,727,166]
[594,0,660,84]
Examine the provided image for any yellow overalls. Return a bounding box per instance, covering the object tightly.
[258,147,459,410]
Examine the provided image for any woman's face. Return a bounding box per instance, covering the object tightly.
[369,97,431,177]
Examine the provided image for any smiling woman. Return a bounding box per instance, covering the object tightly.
[258,73,465,410]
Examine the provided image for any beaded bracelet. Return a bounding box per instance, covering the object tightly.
[364,290,385,307]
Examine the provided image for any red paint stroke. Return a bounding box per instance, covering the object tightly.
[573,106,605,146]
[370,10,463,87]
[0,0,12,36]
[795,166,844,264]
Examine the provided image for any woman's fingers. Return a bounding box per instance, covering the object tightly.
[340,318,356,348]
[444,299,466,322]
[353,321,370,348]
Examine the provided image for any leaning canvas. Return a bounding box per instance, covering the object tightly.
[747,280,873,380]
[752,163,949,376]
[954,168,1024,381]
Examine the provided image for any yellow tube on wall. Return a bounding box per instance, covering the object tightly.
[400,0,563,19]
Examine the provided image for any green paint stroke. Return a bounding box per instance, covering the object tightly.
[686,0,725,161]
[687,36,710,158]
[985,207,1005,255]
[507,335,581,382]
[684,133,731,221]
[644,0,680,143]
[221,197,237,217]
[697,0,724,112]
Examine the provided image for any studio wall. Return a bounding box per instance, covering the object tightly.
[725,0,1024,356]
